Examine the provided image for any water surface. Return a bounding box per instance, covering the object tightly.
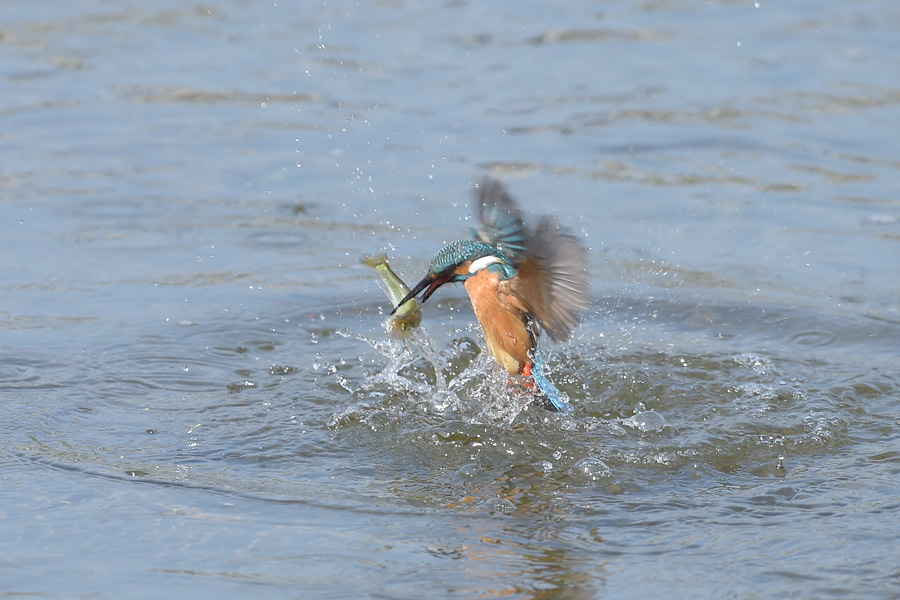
[2,1,899,598]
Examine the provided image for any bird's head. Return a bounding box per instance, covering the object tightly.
[391,240,510,313]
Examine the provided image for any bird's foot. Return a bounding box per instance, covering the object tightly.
[520,361,535,389]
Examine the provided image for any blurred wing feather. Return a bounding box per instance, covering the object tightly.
[503,216,589,342]
[474,178,528,265]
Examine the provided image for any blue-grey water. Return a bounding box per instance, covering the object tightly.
[2,1,899,598]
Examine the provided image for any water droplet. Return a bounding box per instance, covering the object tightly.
[481,497,515,515]
[536,460,553,472]
[570,457,611,481]
[457,463,479,478]
[623,410,666,432]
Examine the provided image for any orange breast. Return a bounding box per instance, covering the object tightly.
[464,269,533,375]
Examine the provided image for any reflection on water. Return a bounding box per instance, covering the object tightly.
[2,0,900,598]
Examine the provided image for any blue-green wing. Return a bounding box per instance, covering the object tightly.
[473,178,529,266]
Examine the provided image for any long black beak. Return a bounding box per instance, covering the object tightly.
[390,273,451,315]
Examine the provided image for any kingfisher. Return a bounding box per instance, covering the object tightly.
[392,178,589,412]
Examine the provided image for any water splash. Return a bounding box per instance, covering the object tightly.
[332,320,561,428]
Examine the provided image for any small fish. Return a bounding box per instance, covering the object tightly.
[363,254,422,339]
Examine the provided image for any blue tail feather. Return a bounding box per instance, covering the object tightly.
[530,353,572,413]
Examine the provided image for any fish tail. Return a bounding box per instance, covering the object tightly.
[362,254,388,269]
[529,353,572,413]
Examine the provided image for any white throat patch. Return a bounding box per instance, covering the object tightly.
[468,255,502,274]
